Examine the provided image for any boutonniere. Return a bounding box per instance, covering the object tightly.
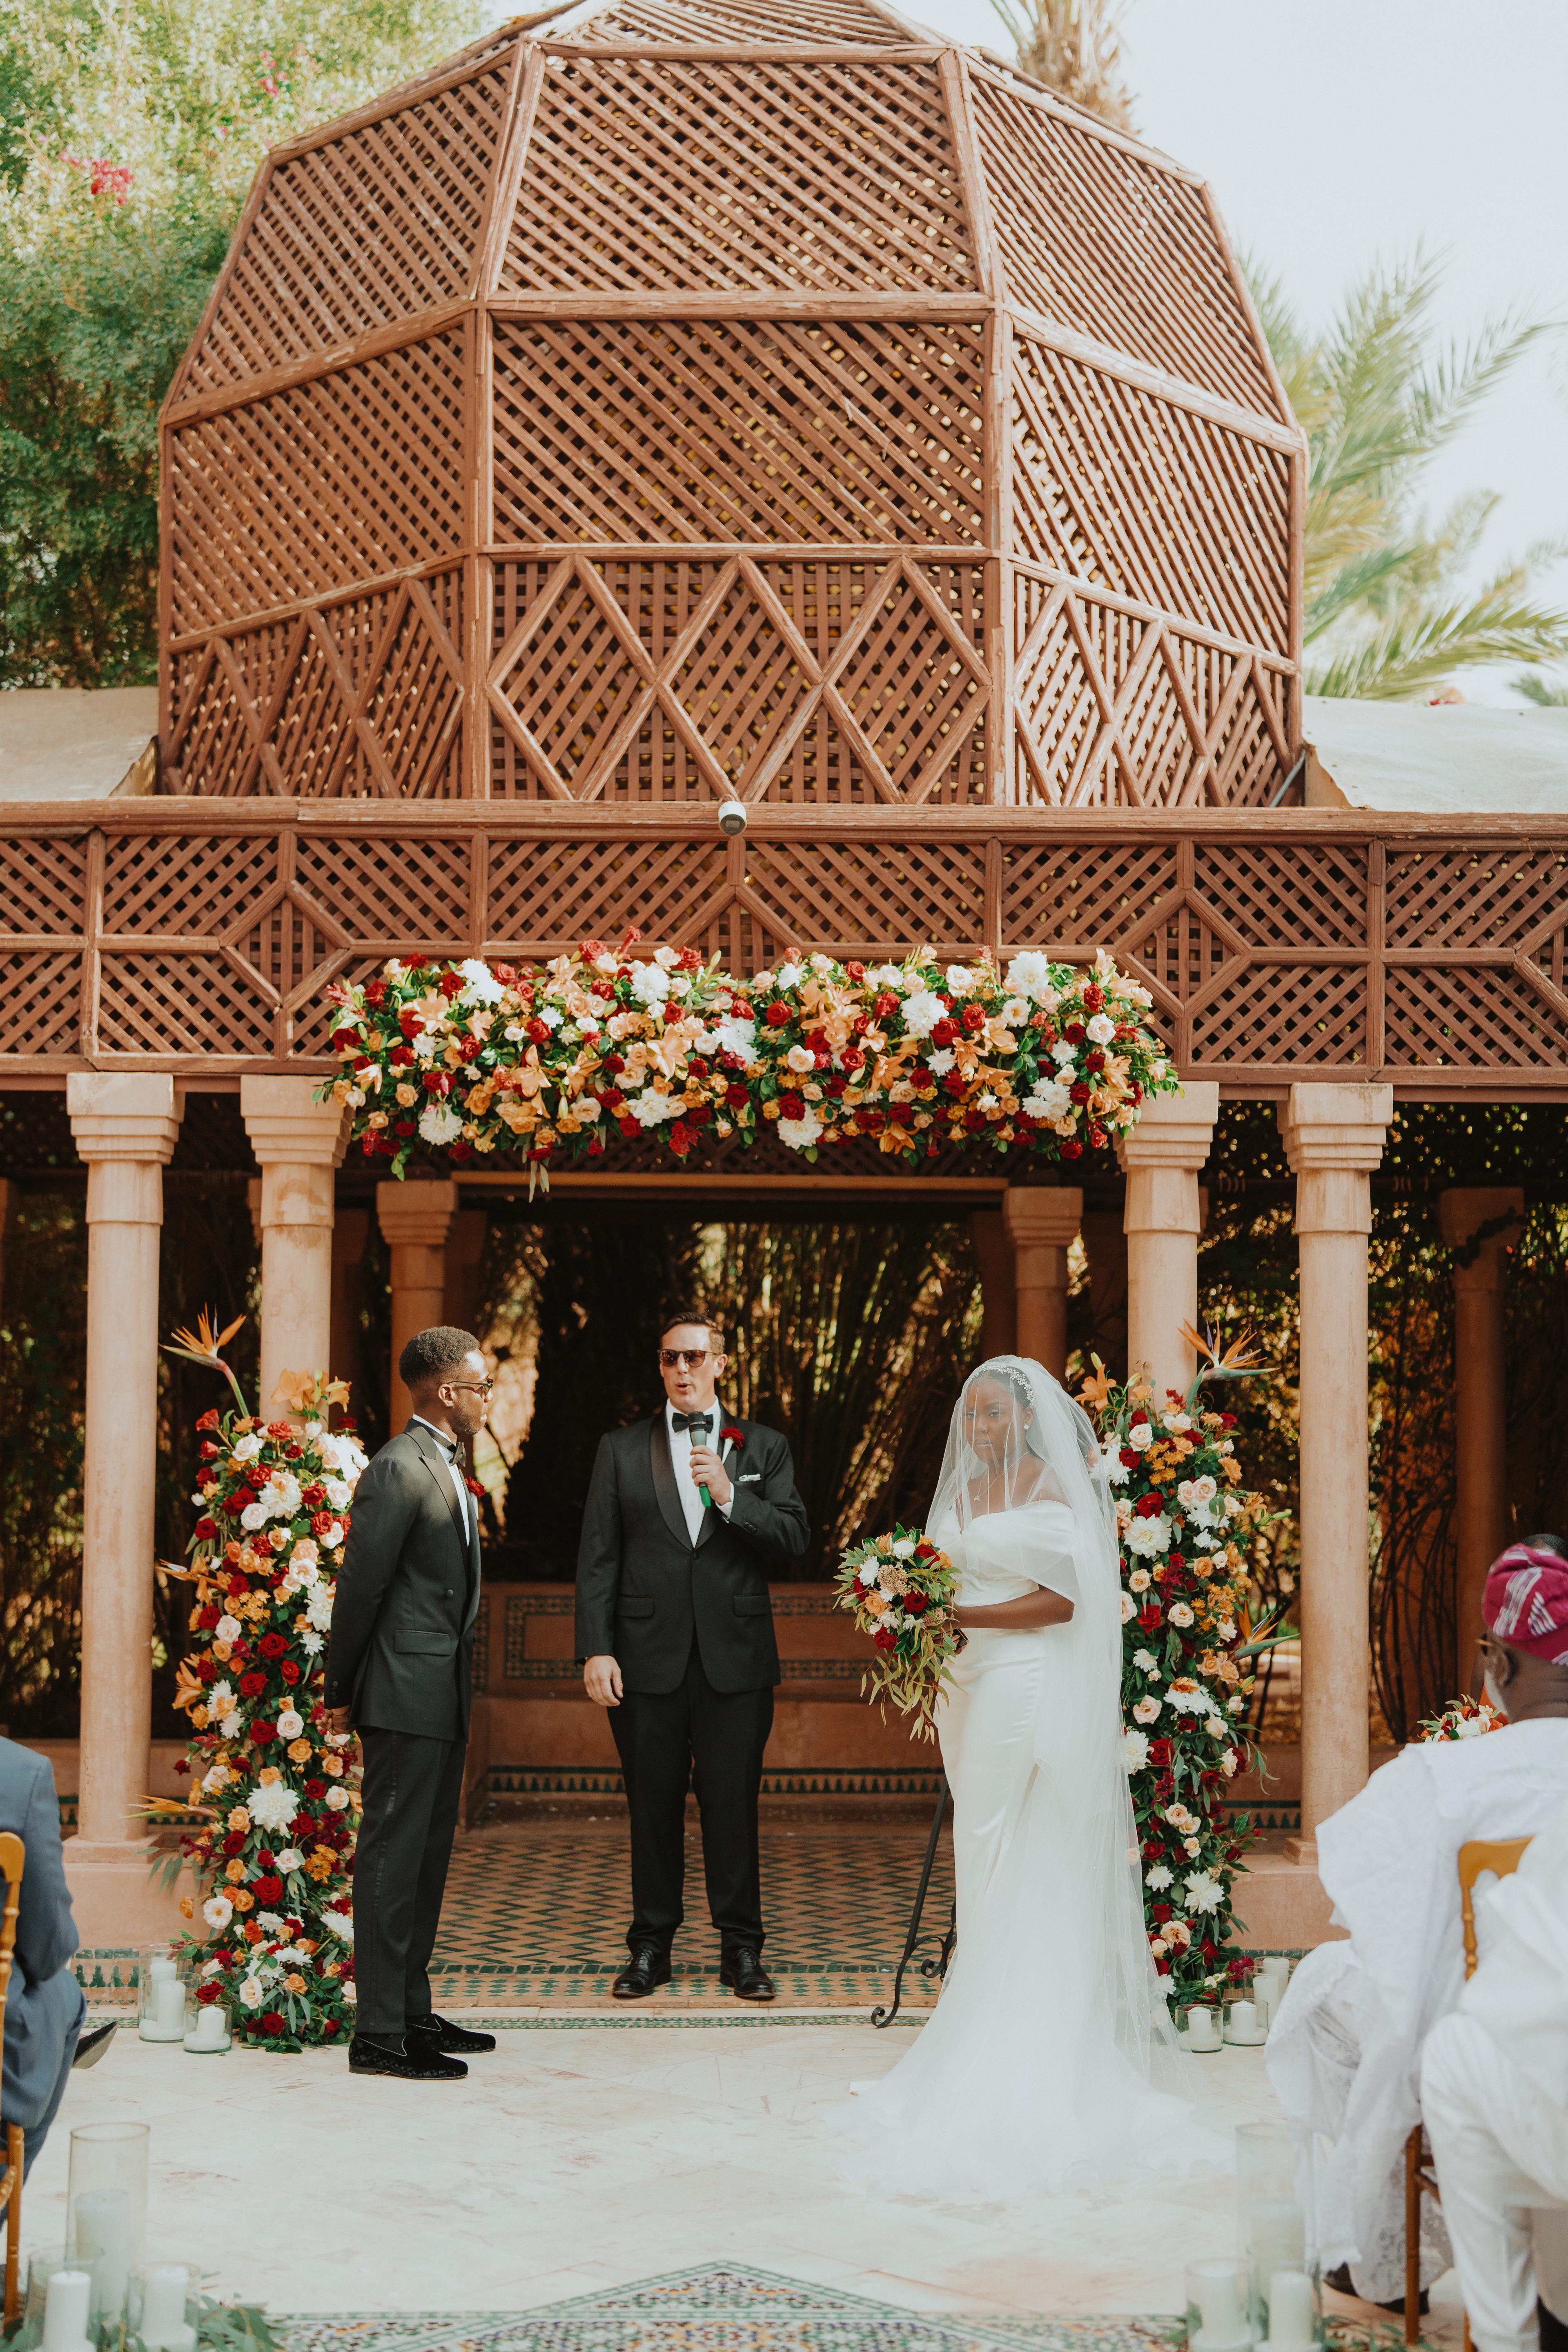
[465,1474,484,1497]
[721,1425,744,1449]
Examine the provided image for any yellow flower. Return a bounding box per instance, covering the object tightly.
[257,1766,281,1785]
[287,1738,312,1764]
[284,1973,307,1995]
[225,1857,246,1883]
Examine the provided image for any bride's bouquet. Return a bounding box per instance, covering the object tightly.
[833,1526,964,1740]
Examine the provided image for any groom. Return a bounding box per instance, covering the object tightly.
[576,1310,809,2001]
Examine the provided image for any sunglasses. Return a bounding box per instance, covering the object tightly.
[659,1349,717,1368]
[445,1378,495,1399]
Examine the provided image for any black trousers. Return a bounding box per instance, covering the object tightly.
[609,1646,773,1959]
[353,1727,466,2038]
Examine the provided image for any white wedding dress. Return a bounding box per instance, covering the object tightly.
[840,1359,1225,2199]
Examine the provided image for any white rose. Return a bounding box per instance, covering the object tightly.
[1002,997,1029,1025]
[1132,1696,1161,1724]
[628,962,671,1011]
[232,1434,262,1462]
[628,1090,683,1128]
[899,990,944,1038]
[774,962,803,989]
[418,1102,464,1146]
[1126,1421,1154,1451]
[1123,1728,1149,1770]
[866,964,902,986]
[1168,1601,1195,1627]
[305,1583,335,1630]
[276,1848,305,1872]
[1119,1591,1135,1623]
[239,1504,267,1531]
[238,1977,265,2010]
[202,1894,233,1931]
[890,1540,915,1559]
[777,1113,824,1152]
[276,1708,304,1740]
[944,964,976,995]
[1128,1568,1151,1592]
[1085,1012,1116,1045]
[1221,1749,1238,1777]
[1002,951,1057,1004]
[216,1613,242,1643]
[289,1539,319,1572]
[457,958,505,1004]
[326,1785,350,1811]
[785,1044,816,1074]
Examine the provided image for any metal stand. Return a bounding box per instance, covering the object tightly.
[872,1775,956,2027]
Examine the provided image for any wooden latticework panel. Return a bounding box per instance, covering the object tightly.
[7,808,1565,1099]
[158,0,1303,810]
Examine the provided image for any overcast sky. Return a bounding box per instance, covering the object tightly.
[533,0,1568,700]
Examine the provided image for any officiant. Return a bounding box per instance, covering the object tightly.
[575,1310,809,2002]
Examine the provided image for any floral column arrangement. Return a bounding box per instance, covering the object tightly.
[1080,1332,1284,2007]
[162,1325,368,2049]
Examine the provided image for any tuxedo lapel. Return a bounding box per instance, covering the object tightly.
[407,1422,470,1565]
[648,1413,692,1551]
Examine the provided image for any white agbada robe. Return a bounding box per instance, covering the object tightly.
[1421,1795,1568,2352]
[1266,1717,1568,2301]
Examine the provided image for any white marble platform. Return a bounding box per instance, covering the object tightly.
[19,2021,1313,2321]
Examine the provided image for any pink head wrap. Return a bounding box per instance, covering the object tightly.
[1483,1544,1568,1666]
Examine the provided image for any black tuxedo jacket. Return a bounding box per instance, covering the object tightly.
[324,1421,482,1741]
[574,1410,810,1693]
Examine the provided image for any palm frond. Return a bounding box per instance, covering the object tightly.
[1513,670,1568,705]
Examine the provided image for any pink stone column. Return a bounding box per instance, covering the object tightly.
[1280,1082,1393,1850]
[240,1078,347,1415]
[1002,1188,1082,1379]
[1116,1085,1219,1405]
[66,1074,183,1934]
[969,1209,1017,1361]
[1439,1186,1524,1688]
[377,1181,459,1429]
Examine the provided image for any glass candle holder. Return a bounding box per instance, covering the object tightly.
[137,1950,187,2045]
[20,2251,85,2352]
[65,2122,149,2324]
[1185,2004,1223,2052]
[182,1990,231,2055]
[128,2264,200,2352]
[1185,2258,1252,2352]
[1236,2122,1321,2348]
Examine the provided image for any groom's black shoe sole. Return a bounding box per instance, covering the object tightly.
[408,2011,497,2054]
[612,1950,672,1999]
[348,2034,467,2079]
[72,2020,119,2071]
[719,1950,776,2002]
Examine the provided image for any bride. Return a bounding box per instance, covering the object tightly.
[841,1354,1224,2196]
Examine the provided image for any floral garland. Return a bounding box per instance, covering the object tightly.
[163,1345,367,2050]
[320,938,1178,1180]
[1080,1339,1283,2007]
[1416,1693,1506,1741]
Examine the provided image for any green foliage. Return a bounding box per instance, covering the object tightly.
[0,0,481,684]
[987,0,1133,129]
[1251,252,1568,699]
[0,1194,88,1732]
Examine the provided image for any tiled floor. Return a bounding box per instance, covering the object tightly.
[427,1809,956,2011]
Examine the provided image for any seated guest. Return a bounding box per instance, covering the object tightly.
[0,1737,102,2175]
[1267,1539,1568,2306]
[1422,1792,1568,2352]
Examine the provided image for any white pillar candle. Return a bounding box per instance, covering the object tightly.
[1186,2006,1221,2051]
[73,2187,133,2314]
[42,2270,93,2352]
[184,2005,228,2052]
[1190,2261,1247,2345]
[1227,1999,1259,2039]
[1267,2269,1317,2351]
[139,2265,197,2352]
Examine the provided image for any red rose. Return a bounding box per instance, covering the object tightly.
[1062,1141,1083,1160]
[305,1779,327,1800]
[252,1874,283,1905]
[364,980,388,1007]
[873,991,897,1018]
[872,1626,899,1652]
[1065,1022,1086,1045]
[1148,1738,1173,1768]
[1069,1081,1091,1105]
[1150,1902,1173,1924]
[1228,1957,1250,1980]
[423,1071,450,1096]
[1137,1605,1162,1631]
[388,1043,414,1067]
[250,1721,276,1745]
[261,2012,285,2036]
[668,1124,693,1157]
[764,1002,791,1028]
[904,1591,928,1615]
[1119,1448,1141,1470]
[196,1604,220,1630]
[258,1632,287,1659]
[196,1981,222,2004]
[1134,1492,1163,1519]
[194,1517,218,1540]
[280,1660,301,1686]
[1153,1953,1171,1976]
[330,1026,358,1052]
[239,1671,266,1697]
[222,1832,245,1857]
[310,1511,338,1539]
[1220,1413,1237,1430]
[726,1084,748,1108]
[494,961,518,982]
[1082,984,1104,1013]
[961,1003,985,1033]
[780,1092,804,1120]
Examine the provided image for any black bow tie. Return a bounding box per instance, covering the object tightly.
[672,1411,713,1435]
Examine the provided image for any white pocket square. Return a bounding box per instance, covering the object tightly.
[738,1473,762,1483]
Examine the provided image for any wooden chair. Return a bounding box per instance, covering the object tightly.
[0,1830,25,2328]
[1404,1835,1535,2348]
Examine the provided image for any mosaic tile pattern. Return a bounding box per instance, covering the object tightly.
[425,1816,956,2010]
[276,2267,1184,2352]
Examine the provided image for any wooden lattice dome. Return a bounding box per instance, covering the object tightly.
[160,0,1304,807]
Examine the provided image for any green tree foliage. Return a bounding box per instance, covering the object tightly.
[1251,254,1568,700]
[0,0,480,686]
[986,0,1133,129]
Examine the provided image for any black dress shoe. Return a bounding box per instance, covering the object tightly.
[612,1947,672,1999]
[408,2011,496,2054]
[348,2032,466,2079]
[1323,2264,1425,2315]
[71,2019,118,2071]
[720,1947,775,2002]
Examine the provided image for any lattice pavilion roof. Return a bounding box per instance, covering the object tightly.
[159,0,1303,810]
[2,2,1564,1117]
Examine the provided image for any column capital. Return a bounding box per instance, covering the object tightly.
[1278,1082,1393,1174]
[1439,1185,1524,1287]
[1114,1082,1219,1174]
[377,1179,459,1248]
[1002,1185,1082,1249]
[241,1076,348,1169]
[67,1072,181,1163]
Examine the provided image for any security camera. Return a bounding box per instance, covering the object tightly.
[717,799,748,837]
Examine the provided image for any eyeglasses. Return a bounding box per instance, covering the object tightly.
[445,1379,495,1400]
[659,1349,715,1369]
